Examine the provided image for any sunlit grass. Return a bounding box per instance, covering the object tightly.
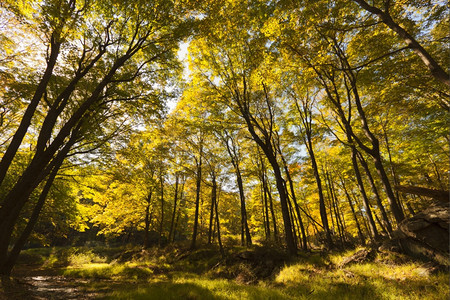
[63,262,155,280]
[105,276,296,300]
[274,251,449,300]
[18,246,449,299]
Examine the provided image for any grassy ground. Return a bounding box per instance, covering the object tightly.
[4,244,449,299]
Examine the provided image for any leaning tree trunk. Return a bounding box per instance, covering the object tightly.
[0,34,61,187]
[341,47,406,224]
[353,0,450,88]
[340,176,366,245]
[356,150,393,235]
[306,136,333,248]
[0,130,73,276]
[281,155,308,250]
[351,146,379,241]
[326,170,345,247]
[265,152,297,255]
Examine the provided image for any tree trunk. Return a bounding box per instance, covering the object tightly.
[340,177,365,245]
[260,158,272,240]
[214,184,225,258]
[158,174,165,247]
[236,168,252,247]
[260,181,269,240]
[326,170,345,247]
[281,156,308,250]
[208,173,216,244]
[351,190,372,240]
[0,34,61,187]
[346,63,405,224]
[191,147,202,250]
[173,180,185,243]
[0,150,62,275]
[237,91,296,255]
[267,179,279,241]
[374,212,388,236]
[168,175,179,243]
[351,147,379,240]
[287,194,299,247]
[0,123,79,276]
[306,137,333,248]
[0,123,83,273]
[222,133,252,247]
[356,150,393,234]
[269,156,297,255]
[144,191,153,249]
[0,40,143,264]
[353,0,450,87]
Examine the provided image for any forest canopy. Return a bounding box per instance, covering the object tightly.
[0,0,448,278]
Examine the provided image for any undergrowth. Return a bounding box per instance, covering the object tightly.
[15,245,449,299]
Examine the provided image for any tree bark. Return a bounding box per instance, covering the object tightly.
[221,132,252,247]
[353,0,450,87]
[236,86,296,255]
[0,34,146,247]
[236,168,252,247]
[340,176,366,245]
[144,191,153,249]
[306,137,333,248]
[338,41,406,224]
[281,154,308,250]
[172,180,185,243]
[191,143,203,250]
[0,123,79,275]
[351,147,379,240]
[0,34,61,187]
[326,170,346,247]
[158,173,165,247]
[259,155,272,240]
[214,185,225,258]
[356,150,393,234]
[267,180,278,241]
[208,173,216,244]
[169,174,179,243]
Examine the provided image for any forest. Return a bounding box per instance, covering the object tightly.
[0,0,448,299]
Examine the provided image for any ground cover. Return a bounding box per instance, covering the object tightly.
[1,245,447,299]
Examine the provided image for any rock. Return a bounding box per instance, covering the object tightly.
[393,201,449,266]
[378,239,401,253]
[339,249,376,267]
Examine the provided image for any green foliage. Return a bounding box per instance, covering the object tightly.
[21,245,446,300]
[1,0,448,283]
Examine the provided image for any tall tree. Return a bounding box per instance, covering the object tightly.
[0,0,189,275]
[352,0,449,87]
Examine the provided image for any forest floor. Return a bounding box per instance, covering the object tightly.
[0,244,448,299]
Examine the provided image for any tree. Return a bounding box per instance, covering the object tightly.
[352,0,449,87]
[217,127,252,247]
[0,0,189,275]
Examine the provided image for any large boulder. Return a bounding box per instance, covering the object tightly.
[393,201,449,265]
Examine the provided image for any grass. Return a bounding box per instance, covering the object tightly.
[15,245,450,299]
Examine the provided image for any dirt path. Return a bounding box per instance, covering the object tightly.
[1,270,112,299]
[21,275,105,299]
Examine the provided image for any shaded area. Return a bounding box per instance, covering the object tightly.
[0,245,448,299]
